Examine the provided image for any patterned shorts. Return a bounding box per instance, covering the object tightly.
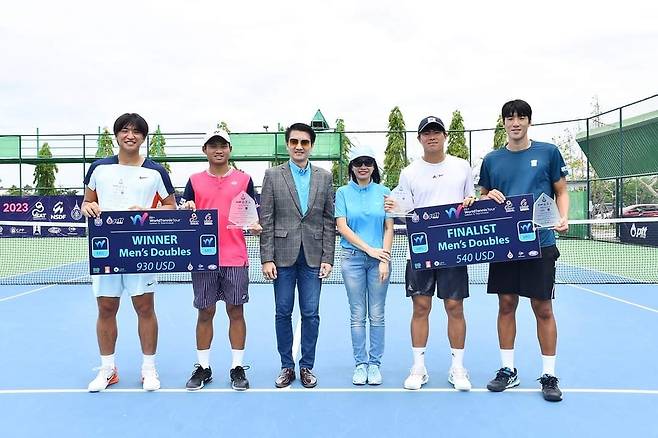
[191,267,249,309]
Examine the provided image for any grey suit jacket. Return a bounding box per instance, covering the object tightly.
[259,162,335,268]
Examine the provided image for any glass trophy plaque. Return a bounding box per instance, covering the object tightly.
[387,186,414,217]
[227,192,259,229]
[532,193,561,228]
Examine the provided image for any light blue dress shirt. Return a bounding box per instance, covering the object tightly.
[289,160,311,215]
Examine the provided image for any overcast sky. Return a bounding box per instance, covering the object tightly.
[1,0,657,187]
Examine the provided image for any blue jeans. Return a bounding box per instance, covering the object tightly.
[341,249,390,366]
[273,248,322,369]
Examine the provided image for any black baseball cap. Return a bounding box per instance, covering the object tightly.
[417,116,446,134]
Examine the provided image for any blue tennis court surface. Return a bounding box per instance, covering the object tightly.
[1,282,657,437]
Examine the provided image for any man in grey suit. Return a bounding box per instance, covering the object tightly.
[260,122,336,388]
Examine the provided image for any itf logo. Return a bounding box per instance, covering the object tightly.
[410,232,429,254]
[130,212,149,226]
[444,204,463,219]
[200,234,217,256]
[517,220,536,242]
[91,237,110,258]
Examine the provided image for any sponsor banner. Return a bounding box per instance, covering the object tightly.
[88,209,219,275]
[620,221,658,247]
[405,194,541,269]
[0,195,86,237]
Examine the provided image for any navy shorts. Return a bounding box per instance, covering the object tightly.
[487,245,560,300]
[405,260,469,300]
[191,267,249,309]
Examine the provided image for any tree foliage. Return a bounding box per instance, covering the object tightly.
[95,127,114,157]
[446,110,468,161]
[552,129,586,180]
[332,118,352,186]
[33,142,58,195]
[148,125,171,172]
[383,106,407,189]
[493,115,506,150]
[7,185,34,196]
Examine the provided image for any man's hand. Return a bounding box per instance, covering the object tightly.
[383,195,397,213]
[482,189,506,204]
[319,263,333,279]
[81,201,101,218]
[181,200,196,210]
[248,223,263,236]
[462,196,476,208]
[554,216,569,234]
[262,261,277,280]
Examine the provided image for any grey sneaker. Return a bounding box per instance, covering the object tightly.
[538,374,563,402]
[367,364,382,385]
[487,367,520,392]
[352,364,367,385]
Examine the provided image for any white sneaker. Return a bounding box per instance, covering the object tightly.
[448,367,472,391]
[403,366,429,390]
[88,366,119,392]
[142,367,161,391]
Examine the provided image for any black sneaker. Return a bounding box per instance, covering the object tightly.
[230,365,250,391]
[186,364,212,391]
[538,374,563,402]
[487,367,520,392]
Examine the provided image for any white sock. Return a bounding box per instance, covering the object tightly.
[542,355,556,376]
[100,354,115,369]
[197,349,211,369]
[412,347,426,370]
[450,348,464,369]
[231,349,245,368]
[142,354,156,370]
[501,349,515,370]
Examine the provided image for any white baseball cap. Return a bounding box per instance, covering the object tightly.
[348,144,377,162]
[202,127,231,145]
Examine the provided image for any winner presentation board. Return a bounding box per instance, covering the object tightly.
[88,209,218,275]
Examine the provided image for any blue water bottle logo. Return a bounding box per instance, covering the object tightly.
[410,232,429,253]
[200,234,217,256]
[517,221,536,242]
[91,237,110,258]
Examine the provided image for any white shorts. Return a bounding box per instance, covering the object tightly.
[92,273,157,298]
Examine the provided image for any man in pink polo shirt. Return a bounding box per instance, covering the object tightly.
[180,127,261,391]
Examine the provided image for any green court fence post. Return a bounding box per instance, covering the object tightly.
[82,133,86,188]
[468,130,472,166]
[586,117,591,238]
[18,134,22,195]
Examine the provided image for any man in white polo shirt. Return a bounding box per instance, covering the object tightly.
[81,113,176,392]
[385,116,475,391]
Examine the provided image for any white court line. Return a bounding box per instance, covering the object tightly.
[568,284,658,314]
[0,275,87,303]
[0,388,657,395]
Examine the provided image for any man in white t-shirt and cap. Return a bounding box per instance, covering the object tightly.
[384,116,476,391]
